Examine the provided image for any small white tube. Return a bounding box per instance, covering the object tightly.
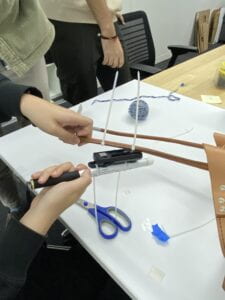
[80,158,154,177]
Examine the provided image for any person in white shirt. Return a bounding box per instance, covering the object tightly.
[40,0,131,105]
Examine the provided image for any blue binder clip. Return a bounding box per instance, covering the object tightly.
[151,224,170,243]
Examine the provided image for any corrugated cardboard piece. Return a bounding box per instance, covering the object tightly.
[195,10,210,53]
[209,8,220,44]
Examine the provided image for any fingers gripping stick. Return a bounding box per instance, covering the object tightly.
[29,159,153,189]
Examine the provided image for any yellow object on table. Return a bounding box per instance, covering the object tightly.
[201,95,222,104]
[217,62,225,88]
[143,45,225,108]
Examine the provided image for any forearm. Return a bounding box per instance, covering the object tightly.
[0,74,42,122]
[20,93,44,121]
[86,0,116,37]
[20,204,58,236]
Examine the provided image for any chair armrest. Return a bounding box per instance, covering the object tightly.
[167,45,198,67]
[168,45,198,55]
[130,63,162,75]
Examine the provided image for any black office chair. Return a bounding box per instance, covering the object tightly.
[118,10,198,79]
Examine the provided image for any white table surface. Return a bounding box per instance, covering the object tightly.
[1,80,225,300]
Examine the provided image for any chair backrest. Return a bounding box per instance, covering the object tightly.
[118,11,156,67]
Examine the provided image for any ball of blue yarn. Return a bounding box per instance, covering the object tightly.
[128,100,149,121]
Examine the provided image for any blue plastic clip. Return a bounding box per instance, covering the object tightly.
[151,224,170,243]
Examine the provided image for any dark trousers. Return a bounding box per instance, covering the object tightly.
[17,241,130,300]
[47,20,131,105]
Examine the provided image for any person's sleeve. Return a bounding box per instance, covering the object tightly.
[0,216,46,299]
[0,2,17,24]
[0,74,42,122]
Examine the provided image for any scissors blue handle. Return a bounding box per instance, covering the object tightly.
[79,200,132,239]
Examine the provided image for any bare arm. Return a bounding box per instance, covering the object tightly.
[20,162,91,235]
[86,0,124,68]
[0,162,91,298]
[20,94,93,145]
[86,0,116,37]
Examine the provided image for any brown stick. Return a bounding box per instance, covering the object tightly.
[84,137,208,171]
[94,127,204,149]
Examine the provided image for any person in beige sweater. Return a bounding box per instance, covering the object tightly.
[0,0,55,216]
[40,0,131,104]
[0,0,55,99]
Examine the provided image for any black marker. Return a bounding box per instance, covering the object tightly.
[29,170,81,189]
[28,158,153,190]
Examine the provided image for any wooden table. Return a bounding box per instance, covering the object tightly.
[144,45,225,108]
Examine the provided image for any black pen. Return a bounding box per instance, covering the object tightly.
[28,158,153,189]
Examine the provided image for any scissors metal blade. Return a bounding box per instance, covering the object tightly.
[77,198,94,210]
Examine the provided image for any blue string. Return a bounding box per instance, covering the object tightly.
[92,83,185,105]
[92,92,181,105]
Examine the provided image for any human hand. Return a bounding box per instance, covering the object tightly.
[101,37,125,68]
[116,13,125,25]
[20,162,91,235]
[20,94,93,145]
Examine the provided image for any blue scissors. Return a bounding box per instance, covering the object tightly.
[77,199,132,239]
